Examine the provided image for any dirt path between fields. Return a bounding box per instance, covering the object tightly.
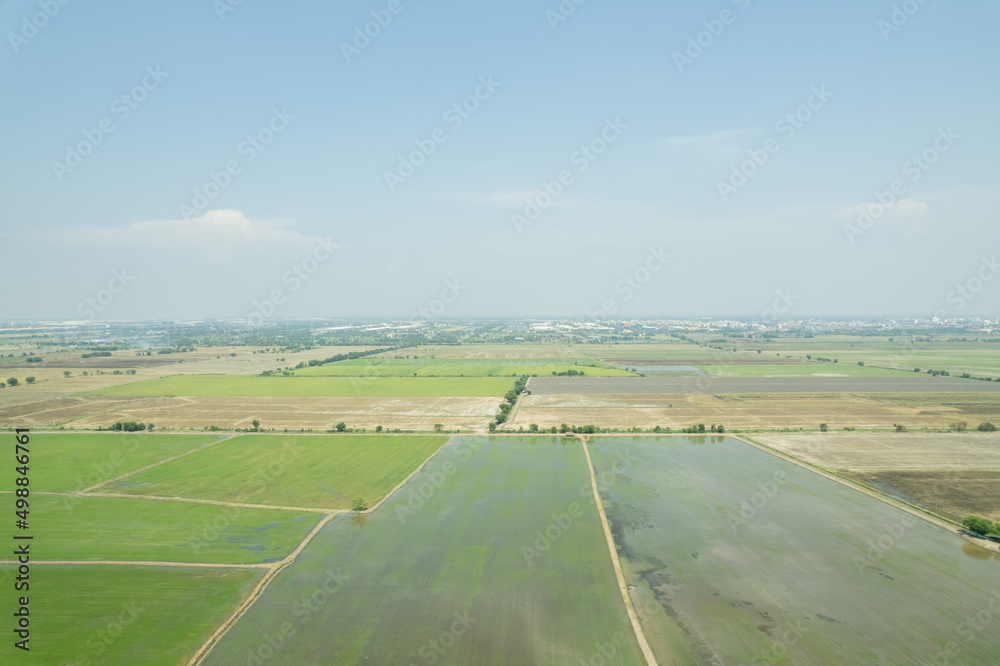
[76,433,240,494]
[187,436,458,665]
[580,436,658,666]
[84,492,337,513]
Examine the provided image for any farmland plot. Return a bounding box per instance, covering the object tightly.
[588,436,1000,664]
[204,437,646,665]
[101,434,448,510]
[0,565,263,665]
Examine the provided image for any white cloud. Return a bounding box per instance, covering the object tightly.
[832,198,929,221]
[35,210,323,254]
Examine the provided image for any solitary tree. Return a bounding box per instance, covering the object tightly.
[336,422,347,432]
[433,423,444,432]
[63,371,71,378]
[962,516,996,537]
[252,418,260,430]
[375,425,383,432]
[978,422,997,432]
[529,423,539,432]
[820,423,829,432]
[7,377,18,386]
[25,377,35,384]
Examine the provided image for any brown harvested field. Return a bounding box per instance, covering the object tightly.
[0,395,148,427]
[0,345,377,375]
[753,432,1000,523]
[753,432,1000,470]
[508,393,1000,430]
[60,395,501,430]
[848,470,1000,523]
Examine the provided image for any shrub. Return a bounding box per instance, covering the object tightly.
[978,422,997,432]
[351,497,368,512]
[962,516,996,537]
[950,421,968,432]
[819,423,829,432]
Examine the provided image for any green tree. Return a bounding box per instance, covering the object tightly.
[63,370,71,378]
[147,423,154,431]
[529,423,539,432]
[978,422,997,432]
[375,425,383,432]
[25,377,35,384]
[336,422,347,432]
[252,418,260,430]
[433,423,444,432]
[488,421,497,432]
[7,377,18,386]
[820,423,829,432]
[351,497,368,511]
[962,516,995,536]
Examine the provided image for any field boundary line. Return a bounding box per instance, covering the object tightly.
[189,512,338,665]
[734,435,1000,554]
[580,436,658,666]
[75,434,240,494]
[81,492,338,513]
[0,559,274,569]
[190,436,458,664]
[360,435,458,514]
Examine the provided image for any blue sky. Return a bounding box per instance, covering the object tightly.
[1,0,998,320]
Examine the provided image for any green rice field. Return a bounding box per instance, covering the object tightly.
[31,495,321,564]
[588,435,1000,664]
[102,434,448,509]
[0,432,227,492]
[203,436,646,665]
[0,565,264,665]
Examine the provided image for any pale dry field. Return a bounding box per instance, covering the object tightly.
[59,395,501,430]
[509,392,1000,429]
[754,431,1000,470]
